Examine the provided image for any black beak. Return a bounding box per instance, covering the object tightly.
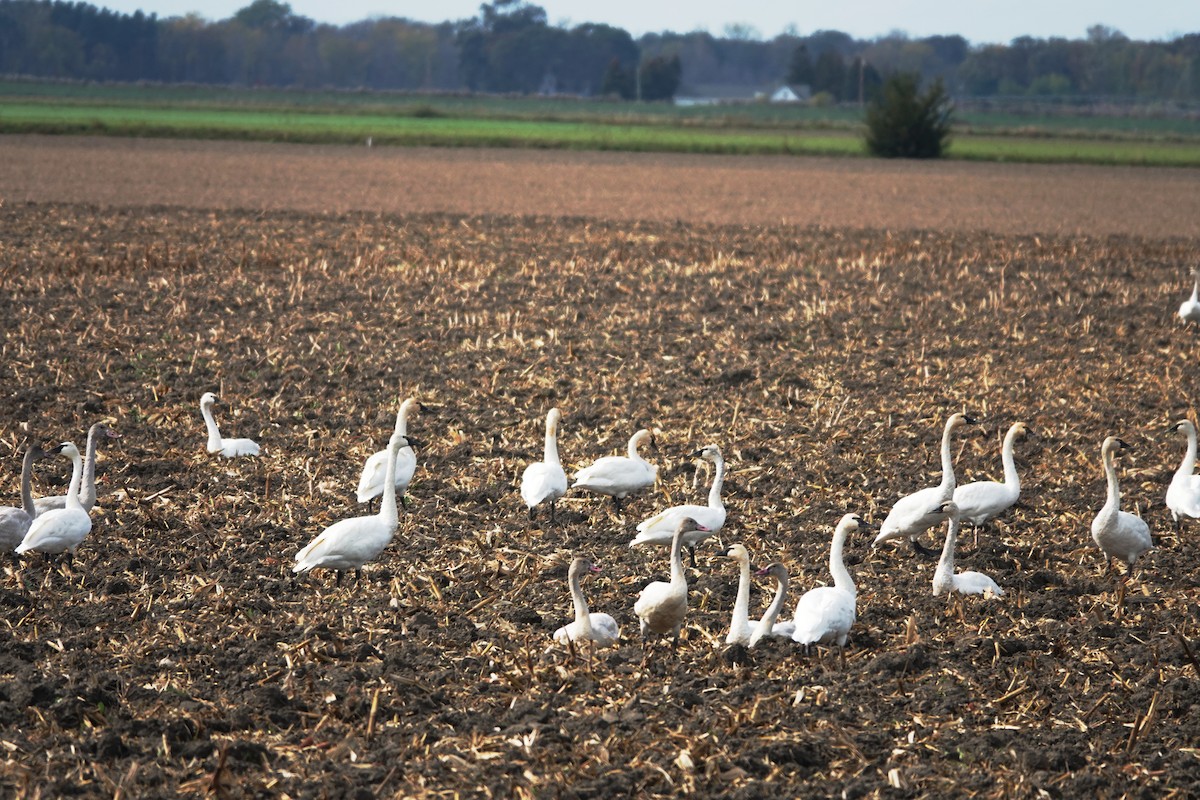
[402,436,423,449]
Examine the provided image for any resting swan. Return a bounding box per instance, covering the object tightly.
[630,444,726,565]
[200,392,260,458]
[16,442,92,564]
[520,408,567,521]
[931,502,1004,597]
[723,544,792,647]
[571,428,658,511]
[634,517,708,650]
[293,433,417,584]
[1091,436,1153,572]
[952,421,1030,543]
[748,562,792,648]
[553,557,620,648]
[874,413,975,556]
[357,398,418,512]
[793,513,863,650]
[0,445,46,552]
[35,423,120,514]
[1179,271,1200,323]
[1165,419,1200,527]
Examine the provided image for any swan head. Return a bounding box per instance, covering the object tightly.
[25,443,47,461]
[928,500,960,520]
[1011,421,1031,439]
[50,441,82,460]
[569,556,602,579]
[632,429,658,452]
[947,412,977,430]
[1167,419,1196,437]
[546,407,562,433]
[690,444,722,462]
[389,433,420,451]
[201,392,218,409]
[1101,436,1129,458]
[836,512,868,538]
[96,424,121,441]
[754,562,789,581]
[721,544,749,562]
[676,516,710,535]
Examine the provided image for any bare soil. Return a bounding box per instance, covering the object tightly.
[0,137,1199,799]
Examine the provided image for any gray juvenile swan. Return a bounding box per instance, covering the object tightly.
[0,444,46,552]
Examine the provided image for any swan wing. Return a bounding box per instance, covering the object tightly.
[356,449,388,502]
[221,438,260,458]
[520,462,567,508]
[16,509,91,555]
[632,504,724,545]
[953,481,1017,524]
[876,486,943,543]
[0,507,33,551]
[588,613,620,646]
[953,571,1004,597]
[791,587,854,645]
[572,457,654,496]
[293,516,391,572]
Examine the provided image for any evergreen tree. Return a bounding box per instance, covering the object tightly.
[864,72,953,158]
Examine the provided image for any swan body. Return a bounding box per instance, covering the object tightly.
[1091,437,1153,568]
[631,444,726,558]
[200,392,259,458]
[553,557,620,647]
[1166,419,1200,524]
[793,513,862,648]
[0,445,45,551]
[874,413,974,555]
[35,423,119,514]
[293,433,415,581]
[1179,272,1200,323]
[16,442,91,560]
[356,398,418,507]
[571,429,658,510]
[634,517,708,646]
[520,408,567,520]
[748,562,792,648]
[932,502,1004,597]
[953,421,1028,529]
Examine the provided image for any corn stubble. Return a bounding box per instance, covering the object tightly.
[0,204,1197,798]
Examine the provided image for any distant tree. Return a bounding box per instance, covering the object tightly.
[864,72,953,158]
[601,57,635,98]
[639,54,681,100]
[812,49,847,98]
[786,44,813,85]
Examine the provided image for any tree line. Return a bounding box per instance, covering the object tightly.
[1,0,1198,103]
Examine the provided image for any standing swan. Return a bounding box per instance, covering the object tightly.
[793,513,863,650]
[35,423,120,513]
[520,408,567,521]
[293,433,418,584]
[952,422,1030,545]
[1179,271,1200,323]
[553,557,620,648]
[357,398,419,513]
[931,502,1004,597]
[630,444,726,565]
[634,517,708,651]
[722,544,755,646]
[1165,419,1200,528]
[0,445,46,552]
[748,562,792,648]
[571,429,658,512]
[200,392,260,458]
[1091,437,1153,574]
[874,413,975,556]
[16,442,92,564]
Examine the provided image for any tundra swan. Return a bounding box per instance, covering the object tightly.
[0,445,45,552]
[35,423,119,513]
[874,413,975,556]
[634,517,708,650]
[200,392,259,458]
[793,513,863,650]
[952,421,1029,545]
[520,408,567,520]
[16,442,91,563]
[630,444,726,565]
[293,433,417,583]
[357,398,418,512]
[553,557,620,648]
[1091,436,1153,572]
[571,428,658,511]
[1179,271,1200,323]
[722,544,792,647]
[1166,419,1200,527]
[748,562,792,648]
[931,502,1004,597]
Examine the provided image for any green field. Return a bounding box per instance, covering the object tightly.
[2,80,1199,166]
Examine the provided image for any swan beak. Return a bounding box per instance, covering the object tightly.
[689,448,704,458]
[753,565,771,577]
[105,429,122,439]
[962,415,978,425]
[401,436,423,449]
[588,564,602,575]
[49,443,67,455]
[1116,438,1131,450]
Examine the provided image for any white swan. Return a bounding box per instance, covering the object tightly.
[0,445,45,552]
[1179,271,1200,323]
[16,442,92,564]
[1166,419,1200,527]
[571,428,658,511]
[200,392,260,458]
[793,513,862,650]
[634,517,708,649]
[952,421,1029,541]
[630,444,726,565]
[931,502,1004,597]
[1091,436,1153,572]
[293,433,416,583]
[722,544,756,646]
[520,408,568,521]
[356,398,418,512]
[35,423,120,514]
[748,562,792,648]
[874,413,975,556]
[553,557,620,648]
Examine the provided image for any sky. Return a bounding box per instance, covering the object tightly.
[95,0,1199,44]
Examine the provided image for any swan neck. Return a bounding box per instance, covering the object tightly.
[755,572,790,637]
[568,567,590,627]
[1000,428,1020,492]
[379,438,401,528]
[1177,426,1198,480]
[1102,447,1121,514]
[201,403,223,450]
[394,403,410,437]
[708,454,726,509]
[937,420,957,494]
[544,423,560,466]
[627,434,642,460]
[937,517,958,574]
[65,450,85,511]
[80,426,100,508]
[20,448,37,517]
[669,527,688,586]
[732,554,750,629]
[829,524,855,594]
